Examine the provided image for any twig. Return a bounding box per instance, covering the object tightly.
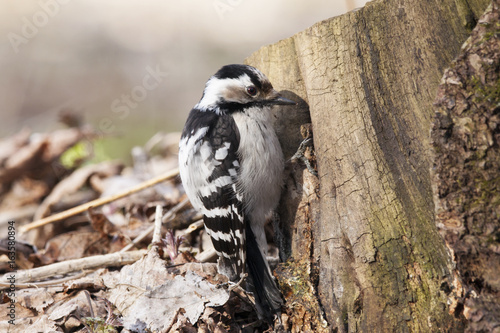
[119,198,190,253]
[229,280,257,311]
[0,271,90,289]
[0,250,146,285]
[84,289,95,318]
[151,205,163,244]
[228,273,248,291]
[186,219,204,234]
[20,168,179,233]
[119,225,154,253]
[196,248,217,262]
[162,198,190,223]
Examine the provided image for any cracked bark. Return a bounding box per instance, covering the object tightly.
[245,0,492,331]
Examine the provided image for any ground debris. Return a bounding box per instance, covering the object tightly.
[0,125,277,332]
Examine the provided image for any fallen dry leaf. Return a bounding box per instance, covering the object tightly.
[46,290,107,330]
[0,128,31,166]
[0,314,60,333]
[0,127,93,186]
[36,230,126,265]
[0,177,49,211]
[88,208,121,238]
[103,249,229,332]
[34,161,123,220]
[17,287,56,313]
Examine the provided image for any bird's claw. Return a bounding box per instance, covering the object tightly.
[291,138,318,177]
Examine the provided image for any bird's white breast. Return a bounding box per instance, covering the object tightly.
[232,106,284,227]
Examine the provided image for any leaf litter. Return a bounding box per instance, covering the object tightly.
[0,118,271,332]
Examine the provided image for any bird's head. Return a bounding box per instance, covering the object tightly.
[195,64,296,113]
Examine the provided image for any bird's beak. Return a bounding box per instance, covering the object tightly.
[267,91,297,106]
[271,96,297,105]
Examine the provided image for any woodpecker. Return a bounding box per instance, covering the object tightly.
[178,64,295,320]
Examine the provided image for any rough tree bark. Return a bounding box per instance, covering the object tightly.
[432,2,500,331]
[245,0,492,331]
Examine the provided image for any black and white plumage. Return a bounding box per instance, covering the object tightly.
[178,64,295,319]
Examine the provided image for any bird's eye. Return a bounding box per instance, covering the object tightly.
[246,86,257,96]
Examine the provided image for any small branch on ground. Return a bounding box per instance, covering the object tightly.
[0,249,146,285]
[151,204,163,245]
[20,168,179,233]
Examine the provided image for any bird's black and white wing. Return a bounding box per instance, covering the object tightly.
[179,109,246,281]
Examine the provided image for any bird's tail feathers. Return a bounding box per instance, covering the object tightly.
[245,223,283,322]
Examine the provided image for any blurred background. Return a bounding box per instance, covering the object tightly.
[0,0,368,161]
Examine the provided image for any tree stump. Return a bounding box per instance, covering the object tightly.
[245,0,492,331]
